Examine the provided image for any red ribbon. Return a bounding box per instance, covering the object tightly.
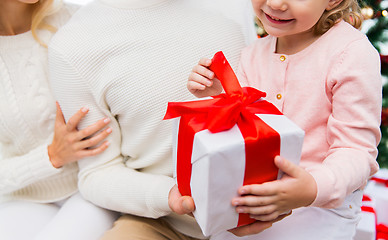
[363,194,372,202]
[371,177,388,187]
[361,194,377,220]
[377,224,388,240]
[361,194,377,222]
[361,204,376,219]
[361,194,388,240]
[164,51,282,227]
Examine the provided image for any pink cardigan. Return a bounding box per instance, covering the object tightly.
[237,21,382,208]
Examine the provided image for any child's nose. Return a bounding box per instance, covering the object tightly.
[266,0,288,11]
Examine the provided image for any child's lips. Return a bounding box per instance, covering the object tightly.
[265,13,294,24]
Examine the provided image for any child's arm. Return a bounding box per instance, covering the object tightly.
[231,156,317,222]
[187,58,223,98]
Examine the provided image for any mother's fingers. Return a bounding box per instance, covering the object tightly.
[77,127,112,150]
[65,107,90,131]
[77,141,111,158]
[76,117,111,141]
[54,102,66,126]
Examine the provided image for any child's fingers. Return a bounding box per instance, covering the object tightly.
[236,204,279,217]
[238,181,280,196]
[66,107,89,131]
[232,195,276,207]
[235,203,277,216]
[187,80,206,93]
[192,64,214,80]
[198,57,212,67]
[77,118,111,140]
[188,71,213,88]
[274,156,301,178]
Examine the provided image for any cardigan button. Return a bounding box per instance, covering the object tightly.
[280,55,286,62]
[276,93,282,100]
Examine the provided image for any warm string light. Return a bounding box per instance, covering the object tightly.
[361,6,388,19]
[362,6,375,19]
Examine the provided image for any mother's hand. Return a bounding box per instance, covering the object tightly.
[48,102,112,168]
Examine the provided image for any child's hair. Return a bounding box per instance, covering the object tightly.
[31,0,60,47]
[314,0,363,35]
[255,0,363,37]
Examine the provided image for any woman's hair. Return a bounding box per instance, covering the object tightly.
[31,0,58,47]
[314,0,363,35]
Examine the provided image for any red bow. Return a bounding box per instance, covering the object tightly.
[164,52,280,133]
[164,51,282,227]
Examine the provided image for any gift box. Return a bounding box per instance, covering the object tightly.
[364,169,388,226]
[353,195,377,240]
[164,52,305,236]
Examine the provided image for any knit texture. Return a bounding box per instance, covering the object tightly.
[0,4,79,203]
[49,0,245,238]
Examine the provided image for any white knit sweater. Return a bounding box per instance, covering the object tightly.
[49,0,245,238]
[0,4,79,203]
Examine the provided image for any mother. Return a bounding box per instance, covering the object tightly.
[0,1,117,239]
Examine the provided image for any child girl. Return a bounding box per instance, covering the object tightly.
[0,0,117,239]
[187,0,382,238]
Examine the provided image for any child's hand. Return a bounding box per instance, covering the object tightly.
[168,184,195,216]
[187,58,223,98]
[232,156,317,222]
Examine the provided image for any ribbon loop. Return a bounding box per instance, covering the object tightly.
[164,51,270,132]
[209,51,243,97]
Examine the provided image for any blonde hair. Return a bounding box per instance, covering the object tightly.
[313,0,363,35]
[31,0,58,47]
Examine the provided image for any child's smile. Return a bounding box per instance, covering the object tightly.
[264,12,294,24]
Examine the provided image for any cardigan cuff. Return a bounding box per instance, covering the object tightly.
[308,164,341,208]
